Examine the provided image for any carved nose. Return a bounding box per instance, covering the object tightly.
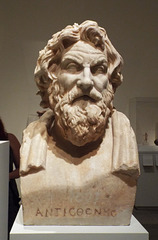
[77,67,93,91]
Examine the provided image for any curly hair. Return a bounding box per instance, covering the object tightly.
[34,20,123,108]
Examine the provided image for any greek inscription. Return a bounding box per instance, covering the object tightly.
[64,208,66,217]
[45,208,53,217]
[55,208,61,216]
[85,208,92,215]
[94,208,101,215]
[77,208,83,216]
[104,209,111,216]
[69,208,75,216]
[35,207,117,218]
[36,208,43,217]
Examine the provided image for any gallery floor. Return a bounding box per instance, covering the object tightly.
[133,207,158,240]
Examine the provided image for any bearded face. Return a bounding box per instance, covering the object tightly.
[48,41,114,146]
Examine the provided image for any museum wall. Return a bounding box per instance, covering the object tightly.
[0,0,158,142]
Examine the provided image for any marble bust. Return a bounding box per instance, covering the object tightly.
[20,20,140,226]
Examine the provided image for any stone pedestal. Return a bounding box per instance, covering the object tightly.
[10,206,149,240]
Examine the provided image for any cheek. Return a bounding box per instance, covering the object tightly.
[58,73,78,91]
[93,75,108,92]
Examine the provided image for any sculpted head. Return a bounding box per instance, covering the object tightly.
[34,20,123,146]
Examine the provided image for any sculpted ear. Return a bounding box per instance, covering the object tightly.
[34,69,52,108]
[109,63,123,92]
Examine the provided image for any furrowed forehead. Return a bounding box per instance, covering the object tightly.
[61,41,107,64]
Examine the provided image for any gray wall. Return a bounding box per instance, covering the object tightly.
[0,0,158,141]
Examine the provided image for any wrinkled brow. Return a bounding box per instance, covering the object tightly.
[61,55,83,65]
[61,55,107,67]
[91,57,107,66]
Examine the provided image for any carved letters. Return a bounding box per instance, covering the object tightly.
[35,207,117,218]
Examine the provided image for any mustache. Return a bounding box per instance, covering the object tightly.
[67,86,102,104]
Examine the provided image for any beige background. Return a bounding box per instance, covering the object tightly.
[0,0,158,142]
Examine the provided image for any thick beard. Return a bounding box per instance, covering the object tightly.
[49,82,113,146]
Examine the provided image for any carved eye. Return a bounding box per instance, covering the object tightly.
[66,63,78,72]
[62,61,82,73]
[91,64,107,75]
